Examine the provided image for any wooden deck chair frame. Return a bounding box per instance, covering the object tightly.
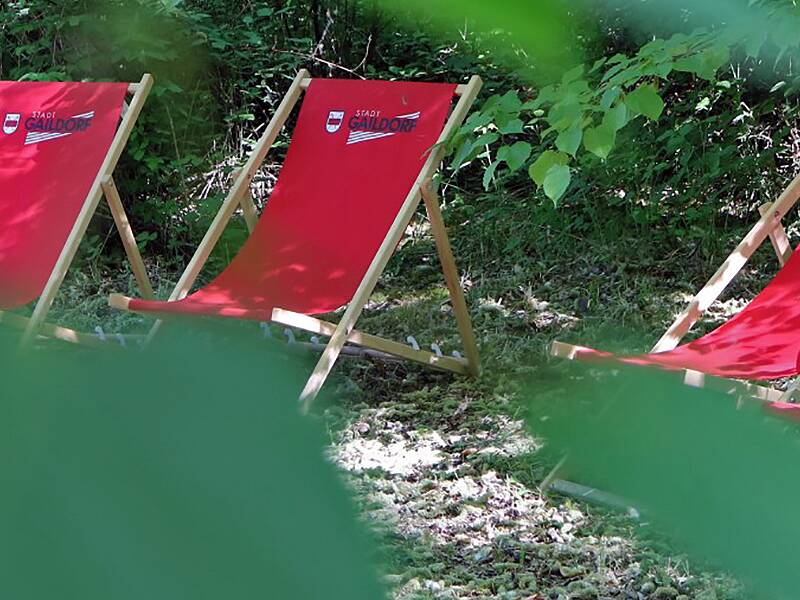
[111,69,482,411]
[551,172,800,404]
[543,173,800,502]
[6,75,157,349]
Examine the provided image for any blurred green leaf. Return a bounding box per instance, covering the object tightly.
[584,123,616,159]
[0,332,385,600]
[625,84,665,120]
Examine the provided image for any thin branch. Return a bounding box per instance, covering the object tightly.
[276,49,366,79]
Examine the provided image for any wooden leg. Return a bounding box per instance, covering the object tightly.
[548,479,639,515]
[540,455,567,492]
[101,175,155,299]
[231,167,259,234]
[297,189,426,413]
[421,182,480,376]
[271,308,469,374]
[758,202,792,266]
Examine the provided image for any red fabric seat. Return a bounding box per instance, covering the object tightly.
[127,79,456,321]
[570,246,800,380]
[0,82,127,309]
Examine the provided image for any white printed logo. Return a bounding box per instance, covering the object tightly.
[24,111,95,146]
[2,113,20,135]
[326,110,345,133]
[346,111,420,146]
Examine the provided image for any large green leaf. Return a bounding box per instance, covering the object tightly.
[555,121,583,157]
[546,100,582,130]
[483,159,501,190]
[543,164,571,201]
[625,84,665,120]
[561,64,584,85]
[583,123,616,159]
[676,46,730,80]
[498,118,524,134]
[529,150,569,186]
[602,102,628,132]
[498,141,532,172]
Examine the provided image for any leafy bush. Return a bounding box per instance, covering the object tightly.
[4,0,800,270]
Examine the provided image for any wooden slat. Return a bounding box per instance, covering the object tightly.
[549,479,639,515]
[1,310,140,348]
[108,293,132,311]
[683,368,705,387]
[758,202,792,265]
[108,296,469,372]
[550,339,785,403]
[20,73,154,347]
[550,340,585,359]
[271,308,469,374]
[652,173,800,353]
[300,77,469,96]
[421,182,480,376]
[101,175,155,299]
[298,75,483,412]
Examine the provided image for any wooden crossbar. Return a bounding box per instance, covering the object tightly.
[550,340,785,403]
[271,308,469,374]
[1,310,141,348]
[106,298,472,375]
[298,78,470,96]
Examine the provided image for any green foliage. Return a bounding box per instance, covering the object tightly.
[4,0,800,278]
[450,28,732,202]
[1,0,513,269]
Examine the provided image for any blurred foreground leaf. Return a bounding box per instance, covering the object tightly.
[527,364,800,599]
[0,327,384,600]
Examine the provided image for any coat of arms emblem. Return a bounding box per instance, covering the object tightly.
[3,113,21,135]
[325,110,345,133]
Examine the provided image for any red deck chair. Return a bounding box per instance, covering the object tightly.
[1,75,156,347]
[552,173,800,407]
[544,179,800,499]
[109,69,482,410]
